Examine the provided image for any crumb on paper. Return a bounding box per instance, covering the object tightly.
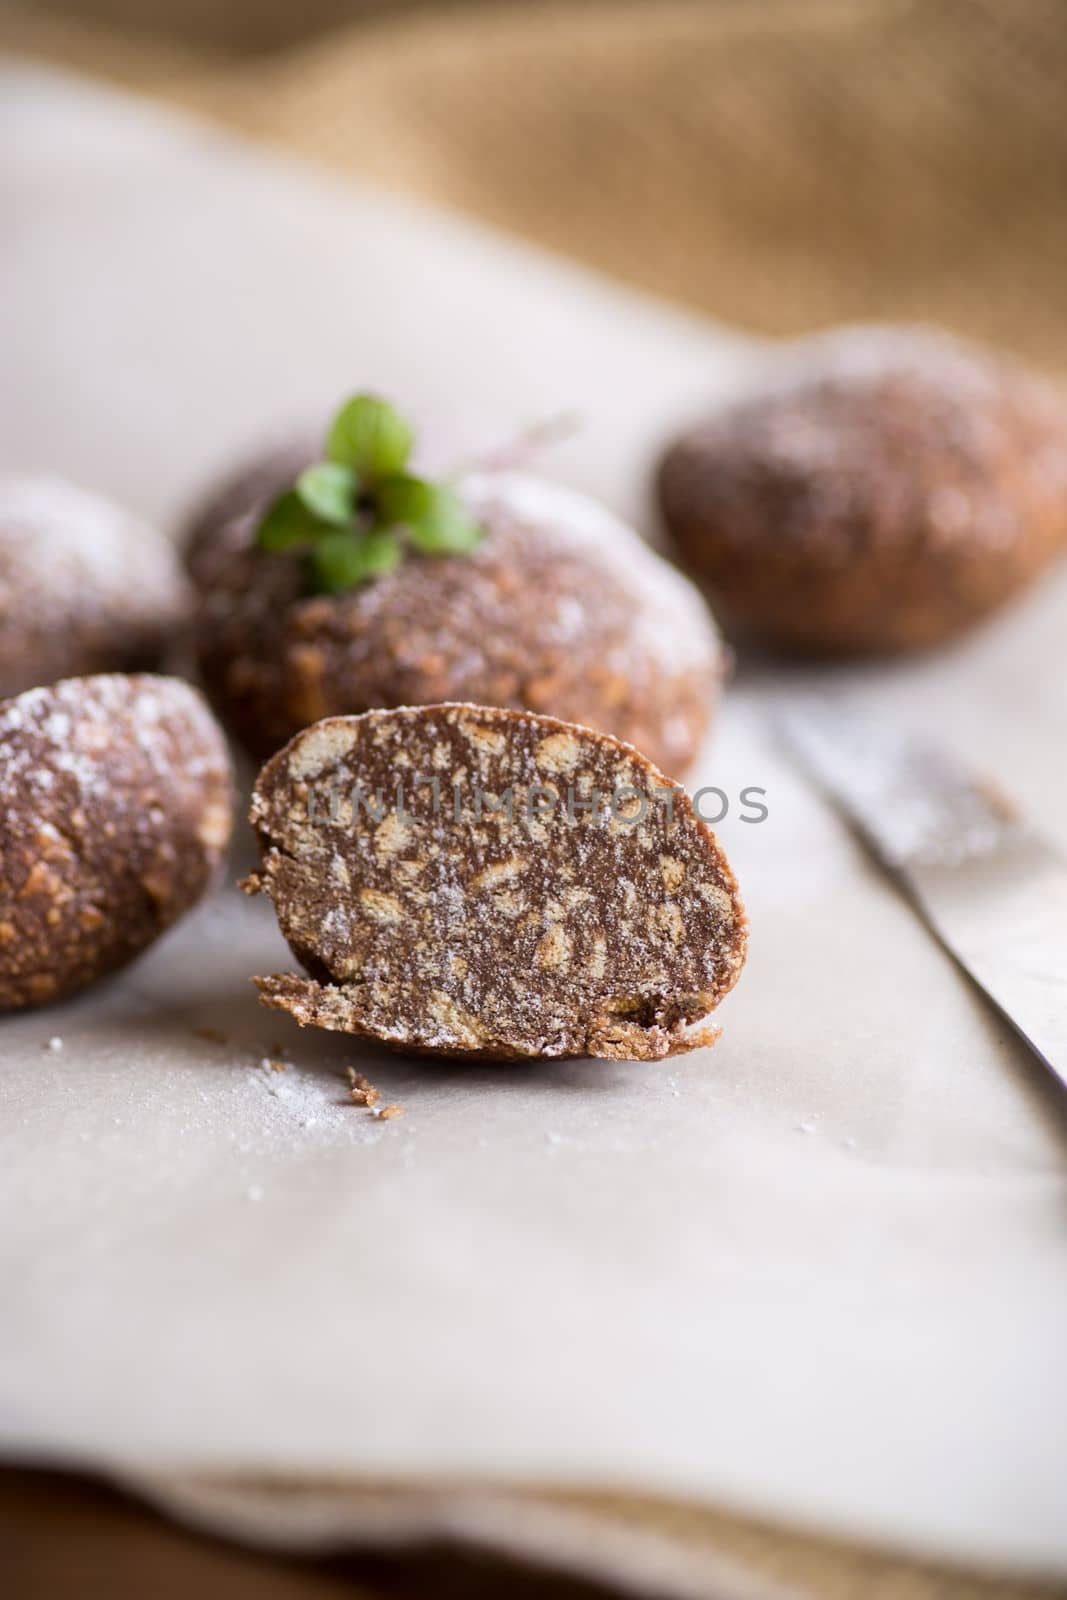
[44,1036,63,1053]
[194,1026,229,1045]
[260,1055,288,1074]
[377,1103,405,1121]
[346,1067,381,1107]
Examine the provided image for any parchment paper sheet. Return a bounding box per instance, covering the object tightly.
[2,65,1066,1582]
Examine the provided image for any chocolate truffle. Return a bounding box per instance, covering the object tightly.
[658,326,1067,654]
[195,472,724,776]
[0,675,233,1012]
[246,703,747,1061]
[0,477,191,697]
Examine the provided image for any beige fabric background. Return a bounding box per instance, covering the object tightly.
[4,0,1067,369]
[2,7,1067,1599]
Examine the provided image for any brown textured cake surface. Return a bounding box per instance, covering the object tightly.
[247,703,747,1062]
[195,471,724,776]
[658,325,1067,655]
[0,674,233,1012]
[0,477,192,697]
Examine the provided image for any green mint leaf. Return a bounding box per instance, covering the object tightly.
[359,527,405,575]
[404,484,483,555]
[256,489,331,552]
[295,462,359,526]
[256,395,484,591]
[310,528,402,594]
[325,394,413,482]
[375,472,435,528]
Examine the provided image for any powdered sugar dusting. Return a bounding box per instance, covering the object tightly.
[0,475,189,642]
[723,324,1067,549]
[0,674,222,814]
[0,673,233,1011]
[460,470,718,674]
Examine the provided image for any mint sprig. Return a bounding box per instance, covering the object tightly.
[255,394,483,595]
[326,395,413,481]
[296,462,359,526]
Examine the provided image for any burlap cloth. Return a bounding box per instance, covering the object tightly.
[2,4,1066,1596]
[5,0,1067,369]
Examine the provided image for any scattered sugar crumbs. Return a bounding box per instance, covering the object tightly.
[347,1067,404,1121]
[346,1067,380,1107]
[194,1027,291,1078]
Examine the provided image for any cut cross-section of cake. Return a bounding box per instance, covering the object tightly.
[246,703,747,1061]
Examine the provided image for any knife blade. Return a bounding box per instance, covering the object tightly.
[780,702,1067,1091]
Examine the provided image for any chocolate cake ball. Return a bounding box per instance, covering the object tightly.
[194,472,724,776]
[0,476,191,697]
[658,326,1067,655]
[247,704,747,1061]
[180,438,317,585]
[0,674,233,1012]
